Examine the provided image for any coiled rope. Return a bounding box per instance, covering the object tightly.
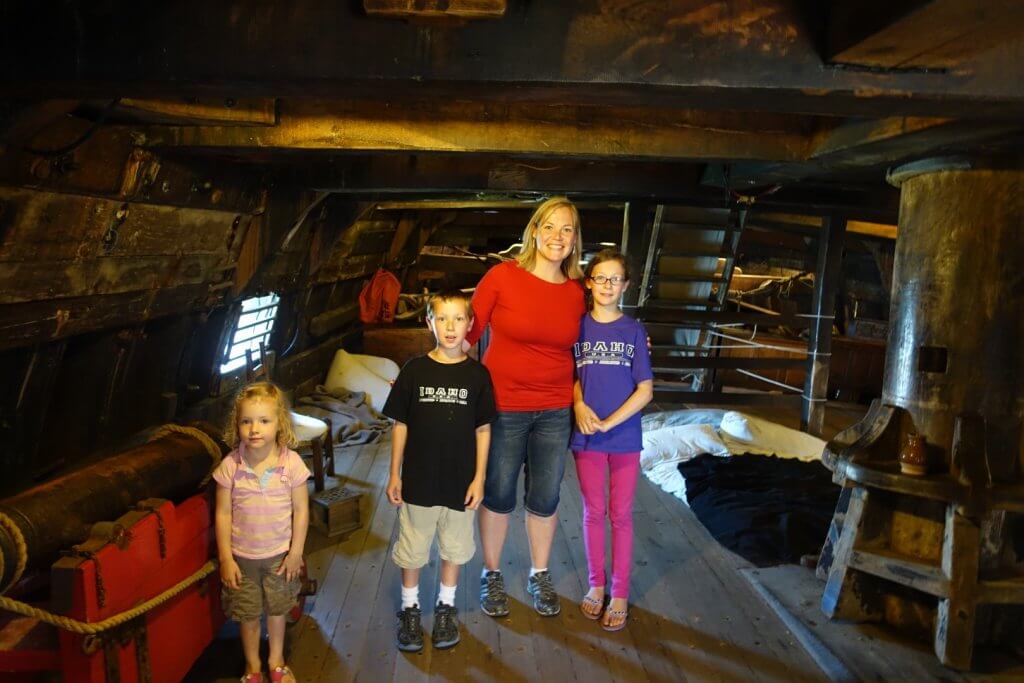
[147,423,224,487]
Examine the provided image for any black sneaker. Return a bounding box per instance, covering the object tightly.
[396,605,424,652]
[527,571,560,616]
[432,602,461,649]
[479,570,510,617]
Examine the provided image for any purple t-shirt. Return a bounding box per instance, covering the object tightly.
[570,313,653,453]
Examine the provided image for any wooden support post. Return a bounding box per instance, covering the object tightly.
[310,437,326,493]
[801,214,847,435]
[821,486,883,621]
[936,504,981,669]
[324,418,335,477]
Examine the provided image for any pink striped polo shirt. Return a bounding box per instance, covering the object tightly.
[213,445,311,560]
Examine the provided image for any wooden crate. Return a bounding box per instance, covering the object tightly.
[310,487,363,539]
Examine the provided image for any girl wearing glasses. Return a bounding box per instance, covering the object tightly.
[571,248,653,632]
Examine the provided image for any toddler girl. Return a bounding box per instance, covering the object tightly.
[214,382,310,682]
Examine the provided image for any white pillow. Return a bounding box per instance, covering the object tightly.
[718,412,827,462]
[291,411,328,442]
[640,424,730,471]
[720,411,754,442]
[348,352,399,382]
[324,348,394,413]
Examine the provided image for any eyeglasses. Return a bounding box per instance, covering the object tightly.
[590,275,625,286]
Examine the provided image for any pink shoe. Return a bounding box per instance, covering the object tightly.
[241,673,263,683]
[269,665,296,683]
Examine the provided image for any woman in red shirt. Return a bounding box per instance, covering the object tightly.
[465,197,586,618]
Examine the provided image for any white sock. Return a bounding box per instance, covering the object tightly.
[437,582,457,607]
[482,567,500,579]
[530,567,547,578]
[401,585,419,610]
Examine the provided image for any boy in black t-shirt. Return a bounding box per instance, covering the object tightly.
[383,289,496,653]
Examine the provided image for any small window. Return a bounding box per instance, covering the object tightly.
[220,294,280,374]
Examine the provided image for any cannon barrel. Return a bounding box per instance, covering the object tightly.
[0,425,226,593]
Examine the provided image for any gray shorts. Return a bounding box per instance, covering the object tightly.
[392,503,476,569]
[221,553,301,622]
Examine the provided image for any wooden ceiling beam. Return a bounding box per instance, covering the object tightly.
[137,99,814,162]
[296,155,706,200]
[277,153,899,221]
[827,0,1024,69]
[3,2,1023,120]
[363,0,506,20]
[750,211,897,241]
[113,97,278,126]
[718,117,1024,187]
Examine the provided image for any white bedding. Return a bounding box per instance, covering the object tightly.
[641,410,828,505]
[323,348,399,413]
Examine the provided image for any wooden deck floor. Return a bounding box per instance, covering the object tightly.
[186,400,1024,681]
[189,430,832,682]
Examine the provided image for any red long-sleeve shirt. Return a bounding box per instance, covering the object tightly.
[467,261,586,412]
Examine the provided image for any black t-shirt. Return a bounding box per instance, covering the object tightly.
[382,355,497,511]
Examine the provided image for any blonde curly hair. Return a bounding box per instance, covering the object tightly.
[224,381,298,449]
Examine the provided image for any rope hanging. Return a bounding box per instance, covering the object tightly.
[0,560,218,635]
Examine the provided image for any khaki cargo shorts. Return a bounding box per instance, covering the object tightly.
[392,503,476,569]
[221,553,301,622]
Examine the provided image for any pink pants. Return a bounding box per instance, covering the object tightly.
[572,450,641,599]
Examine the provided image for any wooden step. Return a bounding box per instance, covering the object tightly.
[660,206,731,224]
[645,296,716,308]
[661,220,734,232]
[848,547,948,597]
[655,273,725,284]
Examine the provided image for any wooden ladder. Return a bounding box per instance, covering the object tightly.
[636,204,753,402]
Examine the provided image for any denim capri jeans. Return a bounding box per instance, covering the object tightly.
[482,408,572,517]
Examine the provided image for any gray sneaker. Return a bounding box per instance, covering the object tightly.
[527,571,560,616]
[479,570,510,617]
[396,605,423,652]
[432,602,461,649]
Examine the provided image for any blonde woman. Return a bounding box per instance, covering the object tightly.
[465,197,586,618]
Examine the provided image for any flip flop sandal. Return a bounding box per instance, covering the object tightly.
[580,593,605,620]
[269,666,296,683]
[601,606,628,632]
